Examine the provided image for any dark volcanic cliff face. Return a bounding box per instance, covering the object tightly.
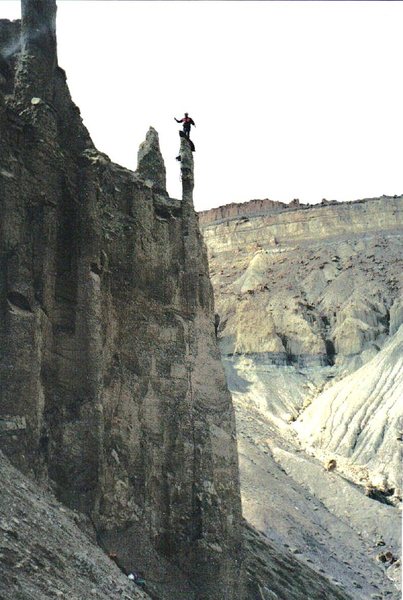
[0,3,243,598]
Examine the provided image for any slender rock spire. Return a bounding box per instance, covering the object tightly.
[179,136,194,203]
[15,0,57,103]
[136,126,167,193]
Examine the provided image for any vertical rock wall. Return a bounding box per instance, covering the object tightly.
[0,3,243,598]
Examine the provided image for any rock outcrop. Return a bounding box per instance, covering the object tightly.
[199,198,289,226]
[136,126,167,193]
[0,4,243,598]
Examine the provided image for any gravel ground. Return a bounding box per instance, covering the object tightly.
[0,452,150,600]
[235,400,401,600]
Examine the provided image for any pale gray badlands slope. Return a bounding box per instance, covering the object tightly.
[295,324,403,494]
[201,196,403,599]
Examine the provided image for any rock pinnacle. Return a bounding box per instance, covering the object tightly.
[136,126,167,193]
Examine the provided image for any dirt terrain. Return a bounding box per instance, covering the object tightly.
[201,195,402,599]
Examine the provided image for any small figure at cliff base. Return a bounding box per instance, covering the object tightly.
[214,313,220,338]
[128,572,146,588]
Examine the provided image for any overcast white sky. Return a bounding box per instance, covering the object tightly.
[1,1,402,211]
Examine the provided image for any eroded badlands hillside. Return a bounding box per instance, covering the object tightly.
[201,196,402,368]
[201,196,403,599]
[200,197,402,487]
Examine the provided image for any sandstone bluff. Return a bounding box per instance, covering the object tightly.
[0,2,353,600]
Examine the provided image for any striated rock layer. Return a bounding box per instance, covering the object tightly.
[0,3,243,598]
[199,198,290,226]
[201,195,403,368]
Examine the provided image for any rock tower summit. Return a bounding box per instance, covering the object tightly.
[179,134,195,202]
[136,126,167,193]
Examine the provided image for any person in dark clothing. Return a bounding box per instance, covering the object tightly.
[175,112,195,138]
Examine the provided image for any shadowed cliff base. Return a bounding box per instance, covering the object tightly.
[0,450,353,600]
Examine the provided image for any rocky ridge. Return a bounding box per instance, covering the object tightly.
[199,198,291,226]
[199,195,401,227]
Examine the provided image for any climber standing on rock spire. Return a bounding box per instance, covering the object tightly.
[175,113,195,139]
